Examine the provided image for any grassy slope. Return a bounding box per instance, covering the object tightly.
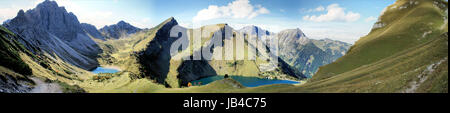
[313,0,447,81]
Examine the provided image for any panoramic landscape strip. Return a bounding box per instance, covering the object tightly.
[0,0,447,93]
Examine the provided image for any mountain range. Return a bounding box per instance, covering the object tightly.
[99,21,141,39]
[0,0,447,93]
[240,27,351,77]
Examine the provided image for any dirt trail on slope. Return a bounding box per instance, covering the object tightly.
[30,77,62,93]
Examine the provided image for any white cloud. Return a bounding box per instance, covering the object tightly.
[40,0,118,28]
[303,4,360,22]
[307,6,325,12]
[365,16,377,22]
[0,6,18,23]
[299,22,374,44]
[193,0,270,22]
[179,22,193,28]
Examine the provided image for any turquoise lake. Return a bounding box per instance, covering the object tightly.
[191,76,300,87]
[91,67,120,74]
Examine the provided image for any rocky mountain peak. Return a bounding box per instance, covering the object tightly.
[41,0,56,5]
[6,0,84,41]
[293,28,307,37]
[35,0,69,15]
[155,17,178,33]
[117,20,130,26]
[37,0,59,8]
[167,17,176,22]
[155,17,178,39]
[17,10,25,17]
[278,28,309,44]
[3,0,102,70]
[162,17,178,27]
[99,20,141,39]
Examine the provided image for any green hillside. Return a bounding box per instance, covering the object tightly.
[313,0,448,81]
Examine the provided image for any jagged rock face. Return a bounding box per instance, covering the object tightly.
[3,0,101,70]
[11,1,83,41]
[81,23,105,40]
[277,29,351,77]
[100,21,141,39]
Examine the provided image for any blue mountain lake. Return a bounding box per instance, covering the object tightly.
[191,76,300,87]
[91,67,120,74]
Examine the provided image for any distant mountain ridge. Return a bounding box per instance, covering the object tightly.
[239,26,351,77]
[239,25,275,38]
[100,21,141,39]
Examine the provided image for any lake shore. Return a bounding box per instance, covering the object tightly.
[99,65,122,71]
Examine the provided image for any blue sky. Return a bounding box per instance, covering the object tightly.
[0,0,396,43]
